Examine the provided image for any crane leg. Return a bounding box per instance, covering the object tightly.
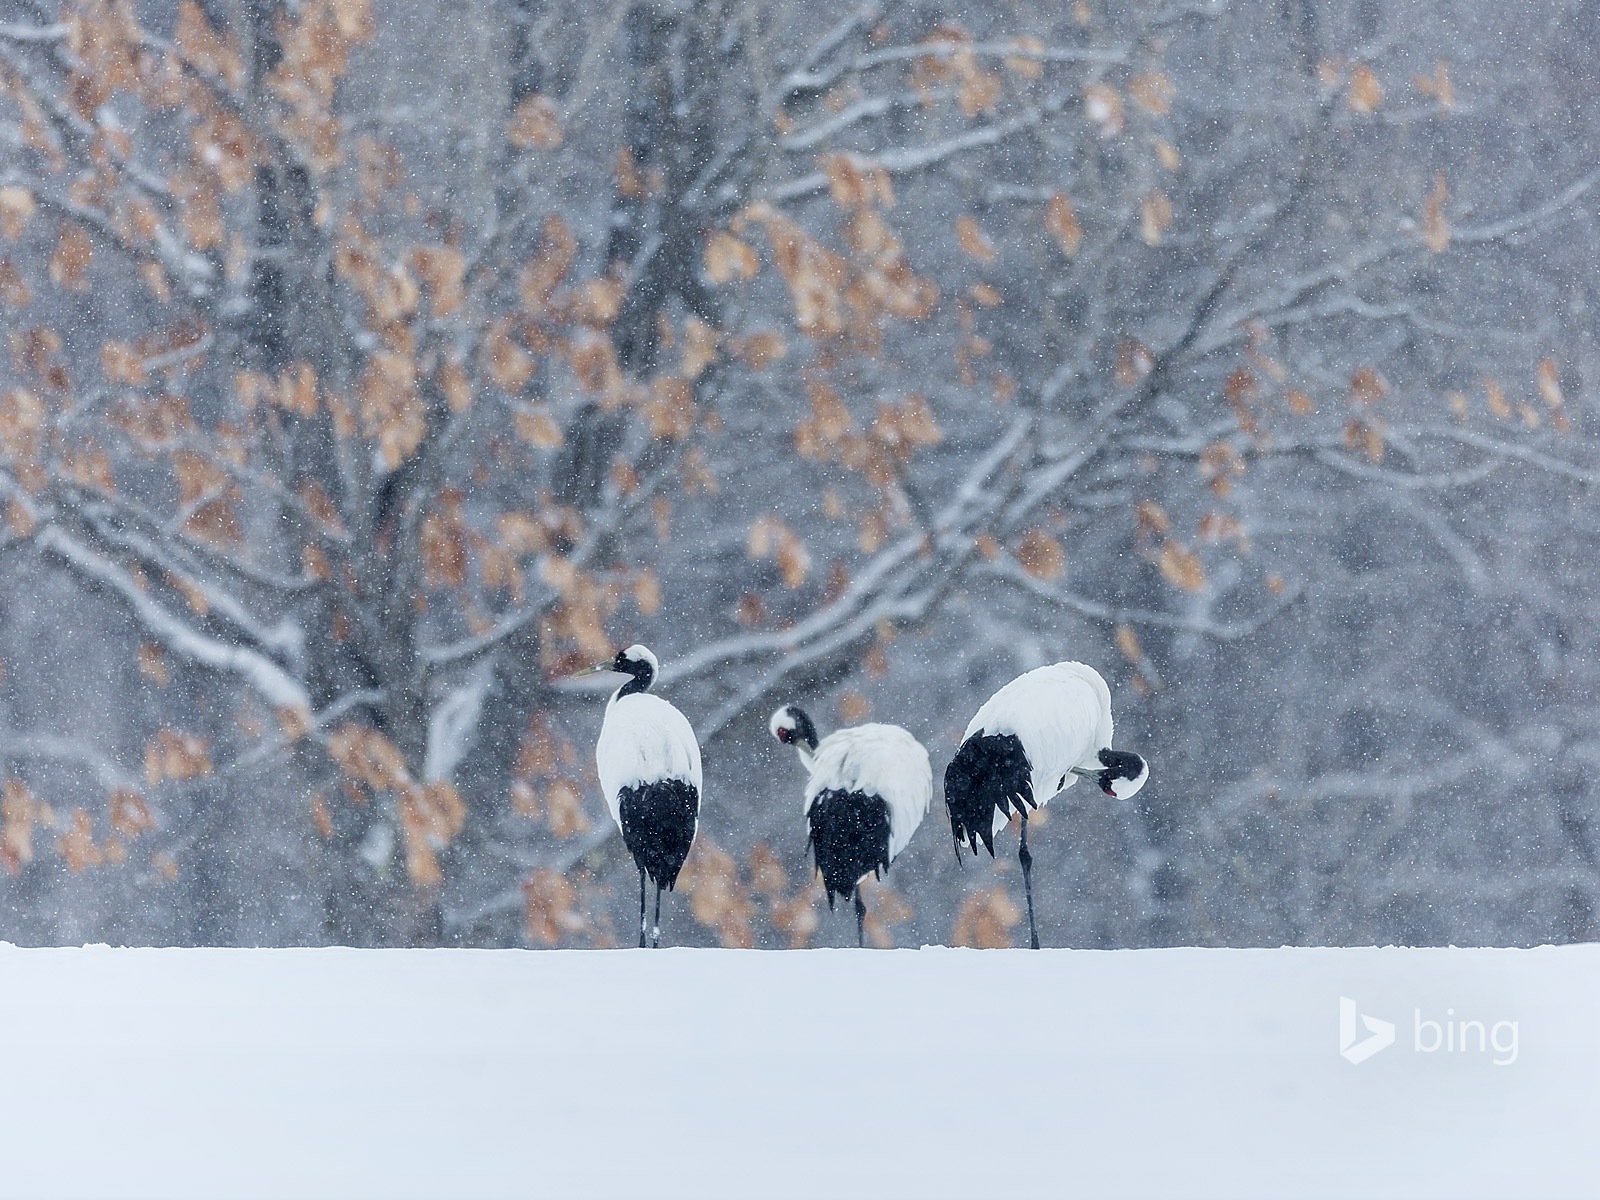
[1019,809,1040,950]
[637,865,647,949]
[853,885,866,948]
[651,884,663,949]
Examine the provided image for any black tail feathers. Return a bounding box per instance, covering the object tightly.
[945,732,1032,861]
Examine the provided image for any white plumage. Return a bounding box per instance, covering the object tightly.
[597,690,702,824]
[800,723,931,860]
[771,706,931,946]
[945,659,1149,949]
[579,644,701,948]
[962,660,1116,837]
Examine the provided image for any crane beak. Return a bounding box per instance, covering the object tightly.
[569,662,614,678]
[1068,766,1117,796]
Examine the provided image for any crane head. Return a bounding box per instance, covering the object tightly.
[571,644,659,689]
[1071,749,1149,799]
[768,705,819,753]
[1096,749,1149,799]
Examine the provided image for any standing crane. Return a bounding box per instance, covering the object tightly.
[576,645,701,948]
[770,704,932,947]
[944,661,1149,949]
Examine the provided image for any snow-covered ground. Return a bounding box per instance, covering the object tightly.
[0,944,1594,1200]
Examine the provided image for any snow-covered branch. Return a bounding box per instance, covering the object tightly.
[768,98,1066,202]
[1452,164,1600,246]
[0,21,66,43]
[36,528,310,712]
[781,36,1124,97]
[985,559,1304,643]
[779,91,939,152]
[52,494,309,659]
[0,729,142,793]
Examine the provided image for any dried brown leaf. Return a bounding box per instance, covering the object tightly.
[838,691,872,724]
[275,704,313,742]
[748,515,811,588]
[523,869,584,945]
[360,351,425,468]
[955,215,998,263]
[49,225,93,291]
[1421,172,1450,252]
[952,887,1021,948]
[143,730,213,785]
[411,245,466,317]
[1538,358,1563,409]
[1128,71,1175,115]
[2,778,39,873]
[0,187,35,242]
[679,838,756,948]
[310,792,334,840]
[520,215,576,311]
[1344,417,1387,463]
[508,95,564,150]
[175,0,244,84]
[420,499,470,589]
[705,231,759,284]
[1114,623,1144,663]
[633,569,662,617]
[733,330,786,371]
[57,808,102,874]
[1016,529,1066,581]
[1044,192,1082,257]
[515,408,564,449]
[748,843,788,898]
[0,257,30,307]
[958,69,1003,116]
[1136,500,1171,538]
[1413,61,1454,110]
[327,723,412,792]
[137,643,170,687]
[645,376,696,440]
[1158,541,1207,593]
[822,154,894,210]
[399,781,467,887]
[1349,367,1388,407]
[1140,190,1173,246]
[109,789,154,837]
[680,317,719,380]
[543,779,591,839]
[1348,64,1382,113]
[1003,37,1045,79]
[1484,376,1511,419]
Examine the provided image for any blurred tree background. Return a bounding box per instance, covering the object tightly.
[1,0,1597,948]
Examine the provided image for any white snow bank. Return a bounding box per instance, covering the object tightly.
[0,944,1594,1200]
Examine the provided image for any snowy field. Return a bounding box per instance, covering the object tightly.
[0,944,1595,1200]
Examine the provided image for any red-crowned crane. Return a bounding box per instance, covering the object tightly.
[944,661,1149,949]
[770,705,932,947]
[575,645,701,948]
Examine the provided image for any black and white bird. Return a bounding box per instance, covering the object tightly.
[576,645,701,948]
[944,661,1149,949]
[770,705,932,947]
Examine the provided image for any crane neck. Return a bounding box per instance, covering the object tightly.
[614,662,655,698]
